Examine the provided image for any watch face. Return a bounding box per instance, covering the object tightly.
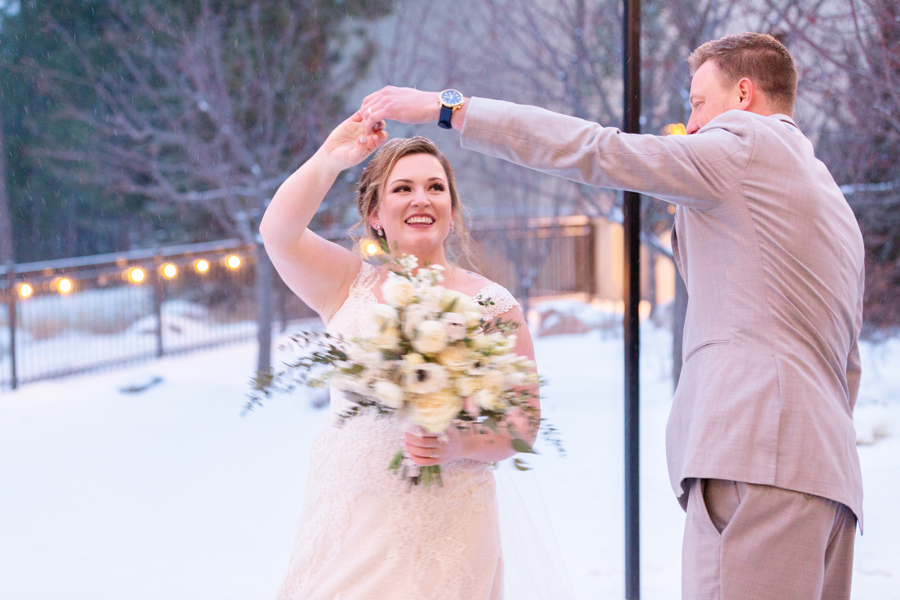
[440,89,463,107]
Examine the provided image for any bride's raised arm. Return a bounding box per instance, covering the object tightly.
[259,112,388,323]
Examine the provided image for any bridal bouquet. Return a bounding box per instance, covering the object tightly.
[247,254,549,487]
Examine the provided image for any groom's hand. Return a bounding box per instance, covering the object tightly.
[360,86,446,136]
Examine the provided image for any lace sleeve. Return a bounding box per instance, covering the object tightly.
[475,283,519,322]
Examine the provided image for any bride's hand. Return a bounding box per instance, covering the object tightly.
[319,111,389,173]
[404,427,465,467]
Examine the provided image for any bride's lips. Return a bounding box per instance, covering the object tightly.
[404,213,436,228]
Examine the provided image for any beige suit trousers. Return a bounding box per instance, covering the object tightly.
[683,478,856,600]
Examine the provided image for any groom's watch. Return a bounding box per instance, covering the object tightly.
[437,89,464,130]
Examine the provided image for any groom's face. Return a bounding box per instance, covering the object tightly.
[686,61,742,135]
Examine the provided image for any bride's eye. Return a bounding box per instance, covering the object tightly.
[392,185,411,193]
[429,183,445,192]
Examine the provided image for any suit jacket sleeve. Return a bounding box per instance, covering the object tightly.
[459,97,753,210]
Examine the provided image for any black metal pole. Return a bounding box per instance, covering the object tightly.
[255,238,274,374]
[153,256,164,358]
[5,264,17,390]
[623,0,642,598]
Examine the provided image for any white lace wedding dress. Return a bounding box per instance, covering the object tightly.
[276,262,520,600]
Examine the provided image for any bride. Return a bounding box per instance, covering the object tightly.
[260,111,539,600]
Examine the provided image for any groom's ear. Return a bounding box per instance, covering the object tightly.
[735,78,755,110]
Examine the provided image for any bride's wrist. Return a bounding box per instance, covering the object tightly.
[311,147,346,178]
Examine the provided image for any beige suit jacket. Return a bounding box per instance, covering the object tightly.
[460,98,865,525]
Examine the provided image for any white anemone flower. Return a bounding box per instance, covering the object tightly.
[440,312,468,342]
[403,362,449,395]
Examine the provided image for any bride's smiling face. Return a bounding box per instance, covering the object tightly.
[372,153,454,255]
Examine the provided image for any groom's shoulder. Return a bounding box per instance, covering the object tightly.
[698,110,760,136]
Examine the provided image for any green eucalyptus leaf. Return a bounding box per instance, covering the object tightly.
[512,438,537,454]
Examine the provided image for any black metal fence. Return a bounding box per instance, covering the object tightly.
[0,239,314,391]
[1,217,600,392]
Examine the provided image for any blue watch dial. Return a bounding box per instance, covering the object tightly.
[440,89,463,107]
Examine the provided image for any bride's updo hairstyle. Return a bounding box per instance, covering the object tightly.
[356,136,472,261]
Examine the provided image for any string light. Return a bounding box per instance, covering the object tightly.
[664,123,686,136]
[226,255,241,269]
[129,268,145,283]
[18,283,33,298]
[58,278,73,294]
[360,239,381,256]
[163,264,177,278]
[195,259,210,273]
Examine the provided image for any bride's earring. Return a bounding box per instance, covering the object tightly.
[375,225,385,237]
[450,221,456,234]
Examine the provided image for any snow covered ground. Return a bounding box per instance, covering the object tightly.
[0,319,897,599]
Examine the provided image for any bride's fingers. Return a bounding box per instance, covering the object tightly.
[361,104,385,134]
[404,432,441,450]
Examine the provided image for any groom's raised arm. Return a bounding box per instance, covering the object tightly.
[360,87,752,211]
[459,97,749,211]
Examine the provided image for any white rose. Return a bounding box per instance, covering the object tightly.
[488,332,515,353]
[404,352,425,367]
[403,361,449,395]
[371,325,401,351]
[409,389,463,434]
[440,312,468,342]
[456,375,478,398]
[368,304,401,350]
[482,368,506,392]
[420,285,446,313]
[473,388,502,411]
[471,333,492,351]
[373,303,398,323]
[412,320,449,355]
[402,304,430,339]
[437,344,470,371]
[346,344,382,369]
[373,380,405,410]
[504,371,528,387]
[439,289,467,312]
[382,276,416,308]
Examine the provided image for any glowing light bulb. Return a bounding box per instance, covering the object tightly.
[366,243,378,255]
[129,268,145,283]
[196,259,210,273]
[664,123,686,136]
[19,283,33,298]
[226,255,241,269]
[163,264,177,278]
[58,278,73,294]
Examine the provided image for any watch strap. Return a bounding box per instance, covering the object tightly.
[438,104,454,129]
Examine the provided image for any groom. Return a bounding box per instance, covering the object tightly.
[359,33,865,599]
